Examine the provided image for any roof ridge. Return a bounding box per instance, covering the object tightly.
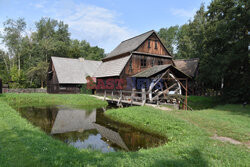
[52,56,101,62]
[84,59,101,62]
[121,30,155,43]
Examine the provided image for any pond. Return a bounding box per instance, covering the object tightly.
[15,105,167,153]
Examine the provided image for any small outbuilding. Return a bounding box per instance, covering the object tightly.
[47,57,101,94]
[174,58,199,95]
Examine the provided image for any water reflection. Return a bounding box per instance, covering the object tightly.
[17,105,167,152]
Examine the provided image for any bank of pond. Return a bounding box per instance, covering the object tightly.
[0,93,249,167]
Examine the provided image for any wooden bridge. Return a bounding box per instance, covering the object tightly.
[94,89,192,110]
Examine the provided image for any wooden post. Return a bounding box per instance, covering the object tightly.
[131,88,135,106]
[120,90,123,100]
[157,96,159,106]
[103,90,106,101]
[185,79,188,110]
[142,88,146,106]
[111,91,113,102]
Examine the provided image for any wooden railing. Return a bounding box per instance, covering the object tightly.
[100,89,188,109]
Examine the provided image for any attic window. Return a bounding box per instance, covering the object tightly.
[141,57,147,68]
[158,60,163,65]
[155,40,158,49]
[148,39,151,48]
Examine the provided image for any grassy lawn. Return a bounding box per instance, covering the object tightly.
[0,93,108,109]
[0,94,249,166]
[169,104,250,142]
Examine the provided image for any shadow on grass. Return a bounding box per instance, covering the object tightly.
[0,127,208,167]
[151,149,208,167]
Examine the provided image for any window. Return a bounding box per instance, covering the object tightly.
[148,39,151,48]
[158,60,163,65]
[129,59,132,71]
[151,58,155,66]
[155,40,158,49]
[141,58,147,67]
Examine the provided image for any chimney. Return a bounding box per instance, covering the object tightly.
[79,57,85,62]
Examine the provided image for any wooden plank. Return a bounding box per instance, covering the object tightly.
[147,69,169,93]
[151,83,177,101]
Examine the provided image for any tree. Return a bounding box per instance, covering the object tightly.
[27,61,49,88]
[158,26,179,55]
[68,39,105,60]
[176,24,194,59]
[203,0,249,102]
[2,18,26,74]
[0,50,10,83]
[34,18,70,61]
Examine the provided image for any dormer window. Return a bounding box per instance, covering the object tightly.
[155,40,158,49]
[148,39,151,48]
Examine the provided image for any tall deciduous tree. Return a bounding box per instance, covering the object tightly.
[158,26,179,55]
[203,0,249,102]
[27,61,49,88]
[2,18,26,74]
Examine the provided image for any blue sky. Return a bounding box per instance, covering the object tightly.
[0,0,211,53]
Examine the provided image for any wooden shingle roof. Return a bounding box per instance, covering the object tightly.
[133,65,171,78]
[104,30,155,59]
[132,64,191,78]
[51,57,101,84]
[93,55,131,78]
[173,58,199,77]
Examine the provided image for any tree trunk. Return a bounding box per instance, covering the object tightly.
[2,54,9,73]
[18,53,21,76]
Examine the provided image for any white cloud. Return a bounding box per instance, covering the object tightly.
[34,0,135,53]
[170,8,197,19]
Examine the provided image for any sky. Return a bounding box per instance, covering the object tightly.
[0,0,211,53]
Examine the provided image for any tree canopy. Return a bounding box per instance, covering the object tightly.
[157,0,249,102]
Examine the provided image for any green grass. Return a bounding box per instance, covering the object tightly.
[171,104,250,142]
[187,96,221,110]
[0,94,249,166]
[0,93,108,109]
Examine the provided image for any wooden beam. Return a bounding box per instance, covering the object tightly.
[168,72,187,91]
[185,79,188,110]
[151,83,177,101]
[147,69,169,93]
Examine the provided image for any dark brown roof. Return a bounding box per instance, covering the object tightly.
[104,30,172,60]
[174,58,199,77]
[133,65,171,78]
[132,64,190,78]
[105,30,154,59]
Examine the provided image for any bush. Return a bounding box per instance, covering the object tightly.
[80,84,92,94]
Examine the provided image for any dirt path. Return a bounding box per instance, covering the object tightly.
[211,134,250,149]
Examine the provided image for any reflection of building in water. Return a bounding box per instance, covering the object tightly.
[94,123,129,151]
[51,109,96,134]
[18,106,166,152]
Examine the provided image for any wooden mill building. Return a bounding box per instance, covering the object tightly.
[94,30,199,108]
[47,57,101,94]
